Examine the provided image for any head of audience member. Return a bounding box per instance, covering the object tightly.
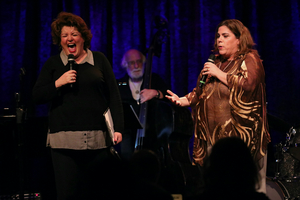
[129,149,161,183]
[213,19,257,61]
[121,49,146,82]
[203,137,260,196]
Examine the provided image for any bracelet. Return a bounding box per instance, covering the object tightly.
[156,90,160,98]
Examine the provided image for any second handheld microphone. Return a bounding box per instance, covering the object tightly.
[199,54,215,88]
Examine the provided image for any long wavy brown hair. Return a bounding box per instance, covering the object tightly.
[51,12,92,49]
[213,19,259,59]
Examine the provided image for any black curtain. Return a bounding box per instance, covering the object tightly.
[1,0,300,126]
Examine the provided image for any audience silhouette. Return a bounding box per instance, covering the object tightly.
[128,149,174,200]
[98,149,173,200]
[198,137,270,200]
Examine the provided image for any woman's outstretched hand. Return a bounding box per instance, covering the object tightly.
[165,90,190,107]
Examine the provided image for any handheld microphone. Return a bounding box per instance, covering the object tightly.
[199,54,215,88]
[68,54,75,87]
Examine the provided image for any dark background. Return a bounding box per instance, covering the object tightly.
[0,0,299,199]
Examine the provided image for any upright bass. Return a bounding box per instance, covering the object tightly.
[134,16,168,151]
[134,16,203,199]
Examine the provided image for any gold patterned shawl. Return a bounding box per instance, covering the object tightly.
[186,52,271,166]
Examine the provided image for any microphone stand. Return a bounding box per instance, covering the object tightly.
[15,68,26,200]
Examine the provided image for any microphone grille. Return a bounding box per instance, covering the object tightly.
[208,54,215,63]
[68,54,75,61]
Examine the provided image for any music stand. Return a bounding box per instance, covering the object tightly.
[122,102,142,129]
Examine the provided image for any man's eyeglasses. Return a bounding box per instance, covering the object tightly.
[127,59,143,66]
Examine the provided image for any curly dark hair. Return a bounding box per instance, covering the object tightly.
[51,12,92,49]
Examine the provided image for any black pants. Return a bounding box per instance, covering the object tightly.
[51,148,117,200]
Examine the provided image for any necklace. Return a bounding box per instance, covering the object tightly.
[219,59,234,72]
[129,79,143,104]
[130,80,141,94]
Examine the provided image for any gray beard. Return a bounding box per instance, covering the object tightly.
[129,76,143,82]
[128,70,143,82]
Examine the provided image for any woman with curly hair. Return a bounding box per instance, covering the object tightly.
[33,12,123,199]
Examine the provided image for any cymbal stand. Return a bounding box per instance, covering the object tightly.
[15,68,26,200]
[274,142,282,179]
